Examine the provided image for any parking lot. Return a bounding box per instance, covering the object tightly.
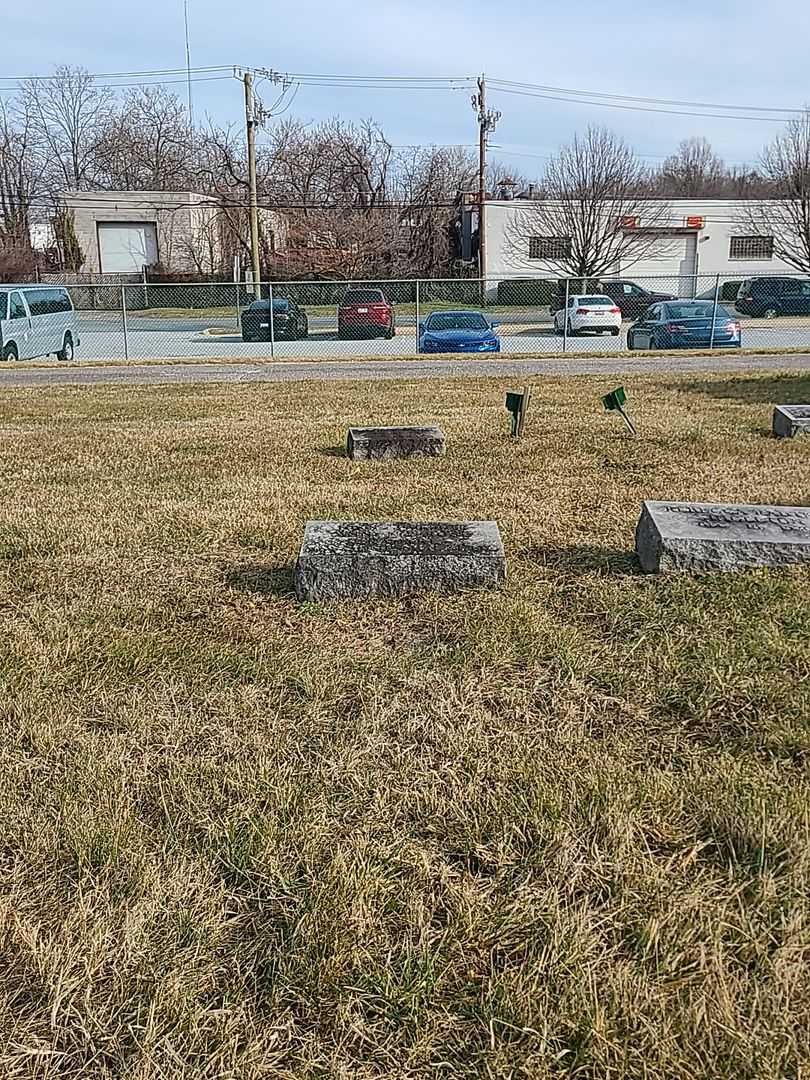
[70,308,810,362]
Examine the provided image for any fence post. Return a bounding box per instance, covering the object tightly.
[415,279,420,355]
[268,281,275,359]
[142,266,149,310]
[709,273,720,349]
[562,277,570,353]
[121,285,129,362]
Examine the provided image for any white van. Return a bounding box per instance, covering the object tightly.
[0,285,80,361]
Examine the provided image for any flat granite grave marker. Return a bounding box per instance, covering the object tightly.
[346,425,446,461]
[773,405,810,439]
[295,520,506,599]
[635,500,810,573]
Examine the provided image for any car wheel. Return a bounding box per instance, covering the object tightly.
[2,343,18,362]
[626,332,634,351]
[384,322,395,340]
[763,306,780,318]
[566,319,577,337]
[56,332,74,361]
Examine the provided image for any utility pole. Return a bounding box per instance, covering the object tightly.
[243,70,262,298]
[472,75,501,283]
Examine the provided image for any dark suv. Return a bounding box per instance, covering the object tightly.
[241,298,308,341]
[735,277,810,317]
[550,279,675,319]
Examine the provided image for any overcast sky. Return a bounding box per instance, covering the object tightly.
[5,0,809,176]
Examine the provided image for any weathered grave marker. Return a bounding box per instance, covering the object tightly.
[635,500,810,573]
[601,386,636,434]
[505,385,532,438]
[347,425,446,461]
[295,520,506,600]
[773,405,810,439]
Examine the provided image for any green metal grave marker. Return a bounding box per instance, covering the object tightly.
[601,386,636,434]
[505,386,532,438]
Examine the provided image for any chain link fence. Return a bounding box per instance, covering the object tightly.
[7,272,810,362]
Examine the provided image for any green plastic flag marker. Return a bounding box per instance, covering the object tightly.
[601,386,636,435]
[505,385,532,438]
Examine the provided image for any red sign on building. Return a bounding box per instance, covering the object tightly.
[685,215,705,229]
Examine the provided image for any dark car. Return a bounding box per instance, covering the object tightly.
[337,288,395,339]
[418,310,500,353]
[600,280,677,318]
[241,298,308,342]
[549,279,675,319]
[627,301,741,350]
[735,277,810,317]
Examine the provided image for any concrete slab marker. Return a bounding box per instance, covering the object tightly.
[635,500,810,573]
[295,520,506,599]
[346,425,446,461]
[773,405,810,439]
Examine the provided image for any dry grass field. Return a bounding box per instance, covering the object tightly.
[0,370,809,1079]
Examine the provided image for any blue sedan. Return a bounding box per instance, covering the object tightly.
[418,311,500,353]
[627,301,741,350]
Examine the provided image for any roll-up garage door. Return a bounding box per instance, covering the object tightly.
[98,222,158,273]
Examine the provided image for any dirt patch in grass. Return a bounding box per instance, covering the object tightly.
[0,371,808,1078]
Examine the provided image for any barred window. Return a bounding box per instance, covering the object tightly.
[729,235,774,260]
[528,236,572,260]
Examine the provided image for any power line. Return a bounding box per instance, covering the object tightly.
[0,64,235,84]
[490,78,806,115]
[492,146,757,167]
[0,74,234,95]
[18,194,464,212]
[489,84,795,123]
[16,191,776,226]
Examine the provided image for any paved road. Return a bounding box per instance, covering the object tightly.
[2,352,809,388]
[75,321,810,363]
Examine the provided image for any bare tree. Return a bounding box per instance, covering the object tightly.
[94,86,194,190]
[656,137,726,197]
[393,145,477,276]
[737,112,810,272]
[505,127,671,277]
[23,66,114,191]
[0,100,43,242]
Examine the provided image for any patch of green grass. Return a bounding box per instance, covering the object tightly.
[0,371,808,1078]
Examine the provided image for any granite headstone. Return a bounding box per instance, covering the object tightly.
[295,520,506,599]
[347,425,446,461]
[636,500,810,573]
[773,405,810,439]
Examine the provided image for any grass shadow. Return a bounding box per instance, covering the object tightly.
[522,543,640,577]
[665,373,810,404]
[224,566,295,598]
[318,446,347,458]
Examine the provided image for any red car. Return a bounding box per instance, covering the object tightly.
[337,288,395,339]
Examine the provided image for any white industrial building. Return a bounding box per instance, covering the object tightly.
[466,199,800,293]
[58,191,286,275]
